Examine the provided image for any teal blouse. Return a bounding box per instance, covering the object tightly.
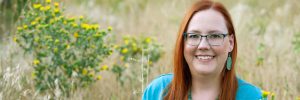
[142,73,262,100]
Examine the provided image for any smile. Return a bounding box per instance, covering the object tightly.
[195,55,214,60]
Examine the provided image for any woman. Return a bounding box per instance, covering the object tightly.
[142,0,262,100]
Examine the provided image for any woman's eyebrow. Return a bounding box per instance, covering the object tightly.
[207,30,223,33]
[188,30,202,33]
[187,29,223,33]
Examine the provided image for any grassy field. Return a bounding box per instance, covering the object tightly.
[1,0,300,99]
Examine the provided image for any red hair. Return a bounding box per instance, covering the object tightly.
[164,0,238,100]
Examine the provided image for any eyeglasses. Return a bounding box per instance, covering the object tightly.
[183,32,228,46]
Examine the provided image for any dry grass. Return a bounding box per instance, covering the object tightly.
[0,0,299,99]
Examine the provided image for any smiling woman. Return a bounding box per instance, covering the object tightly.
[142,0,262,100]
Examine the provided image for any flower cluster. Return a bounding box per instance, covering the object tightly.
[14,0,112,97]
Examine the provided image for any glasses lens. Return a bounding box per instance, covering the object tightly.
[186,34,200,46]
[207,34,224,46]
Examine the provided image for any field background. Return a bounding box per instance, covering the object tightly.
[0,0,299,99]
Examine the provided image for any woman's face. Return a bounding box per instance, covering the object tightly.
[184,9,234,76]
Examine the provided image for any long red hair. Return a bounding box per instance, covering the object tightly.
[164,0,238,100]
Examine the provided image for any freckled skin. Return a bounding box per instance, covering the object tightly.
[184,9,234,76]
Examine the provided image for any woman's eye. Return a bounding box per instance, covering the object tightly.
[209,34,222,39]
[188,34,199,39]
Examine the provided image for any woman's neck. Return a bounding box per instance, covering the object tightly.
[191,73,221,100]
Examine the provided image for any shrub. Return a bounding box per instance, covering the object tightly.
[14,0,113,97]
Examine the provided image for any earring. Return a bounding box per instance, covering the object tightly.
[226,52,232,70]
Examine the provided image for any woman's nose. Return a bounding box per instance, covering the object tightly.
[197,38,210,50]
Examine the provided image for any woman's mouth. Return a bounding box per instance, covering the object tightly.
[195,55,215,61]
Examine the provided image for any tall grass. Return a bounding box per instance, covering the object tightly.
[1,0,300,99]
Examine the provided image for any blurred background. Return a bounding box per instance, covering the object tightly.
[0,0,300,99]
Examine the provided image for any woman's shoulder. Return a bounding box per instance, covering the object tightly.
[148,73,173,86]
[236,77,262,99]
[142,73,173,100]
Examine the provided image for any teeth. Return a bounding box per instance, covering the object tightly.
[196,56,213,60]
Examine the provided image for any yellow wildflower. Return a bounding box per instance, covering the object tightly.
[31,21,37,26]
[23,25,28,29]
[33,3,41,9]
[54,39,59,44]
[35,17,41,22]
[63,21,67,25]
[262,90,270,98]
[121,48,128,54]
[113,45,119,49]
[145,37,152,44]
[124,39,129,45]
[81,23,91,30]
[101,65,108,71]
[40,6,45,11]
[96,75,102,80]
[49,19,55,24]
[107,26,113,31]
[82,68,88,75]
[271,93,275,99]
[45,6,51,11]
[13,37,18,42]
[132,43,137,47]
[132,43,137,51]
[71,23,78,27]
[74,32,79,38]
[33,59,40,65]
[54,2,59,7]
[54,8,60,13]
[91,24,99,30]
[46,0,51,3]
[79,16,84,20]
[66,44,70,49]
[17,26,22,31]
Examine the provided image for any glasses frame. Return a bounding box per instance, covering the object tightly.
[183,32,228,46]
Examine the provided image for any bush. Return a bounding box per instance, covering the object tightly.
[13,0,164,98]
[14,0,113,97]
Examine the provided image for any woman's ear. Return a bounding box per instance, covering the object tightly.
[228,34,234,52]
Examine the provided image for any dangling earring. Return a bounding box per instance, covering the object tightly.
[226,52,232,70]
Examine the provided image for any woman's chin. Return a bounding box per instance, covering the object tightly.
[192,64,217,75]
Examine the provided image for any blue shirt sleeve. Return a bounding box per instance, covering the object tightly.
[142,74,173,100]
[236,78,262,100]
